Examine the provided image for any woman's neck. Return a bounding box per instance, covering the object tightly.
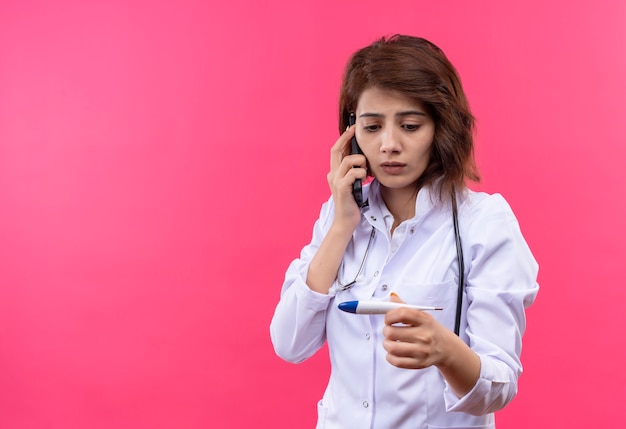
[380,185,418,228]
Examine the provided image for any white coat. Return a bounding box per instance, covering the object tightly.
[270,181,539,429]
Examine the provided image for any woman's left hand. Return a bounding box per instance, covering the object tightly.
[382,293,452,370]
[382,293,481,397]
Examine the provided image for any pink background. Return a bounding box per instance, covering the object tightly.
[1,1,625,427]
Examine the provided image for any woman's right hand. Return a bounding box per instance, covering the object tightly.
[327,125,368,231]
[305,125,368,295]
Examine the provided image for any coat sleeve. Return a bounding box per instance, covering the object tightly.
[444,194,539,415]
[269,198,336,363]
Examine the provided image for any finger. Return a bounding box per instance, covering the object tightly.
[386,323,437,346]
[328,156,367,197]
[339,154,367,177]
[389,291,405,304]
[385,306,428,327]
[330,125,355,172]
[386,354,424,370]
[383,337,422,358]
[384,293,413,326]
[382,323,414,342]
[384,343,431,370]
[328,159,367,188]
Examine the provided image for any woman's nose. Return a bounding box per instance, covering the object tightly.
[380,128,400,152]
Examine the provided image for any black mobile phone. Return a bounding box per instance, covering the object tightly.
[348,112,365,207]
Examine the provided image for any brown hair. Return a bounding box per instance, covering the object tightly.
[338,34,480,201]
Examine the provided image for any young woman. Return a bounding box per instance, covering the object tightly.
[270,35,539,429]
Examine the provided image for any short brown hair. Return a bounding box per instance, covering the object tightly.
[338,34,480,201]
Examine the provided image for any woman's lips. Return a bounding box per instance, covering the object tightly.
[380,162,407,175]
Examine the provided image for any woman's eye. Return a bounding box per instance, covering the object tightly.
[363,125,380,132]
[403,124,421,131]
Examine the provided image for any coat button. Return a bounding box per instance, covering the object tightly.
[363,401,369,408]
[381,284,388,291]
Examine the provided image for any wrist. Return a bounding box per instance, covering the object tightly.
[328,220,358,239]
[435,329,481,397]
[434,328,462,369]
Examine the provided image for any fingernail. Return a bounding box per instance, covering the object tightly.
[390,292,399,298]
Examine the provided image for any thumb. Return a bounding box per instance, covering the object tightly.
[389,291,406,304]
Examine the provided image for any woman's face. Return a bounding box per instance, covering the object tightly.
[355,87,435,194]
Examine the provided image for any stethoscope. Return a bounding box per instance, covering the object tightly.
[336,193,465,336]
[336,227,376,291]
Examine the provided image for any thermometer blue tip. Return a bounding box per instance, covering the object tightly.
[338,301,358,313]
